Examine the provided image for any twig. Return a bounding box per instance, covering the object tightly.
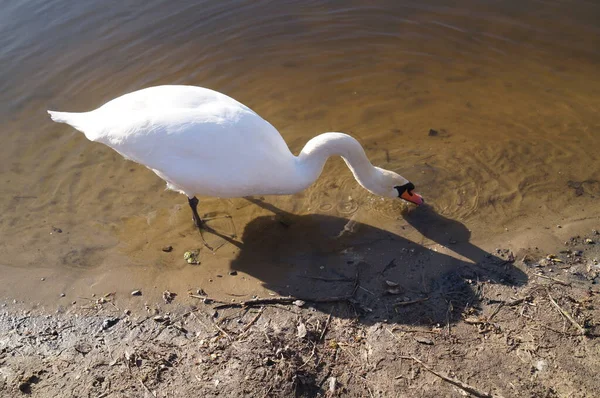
[212,320,233,340]
[389,327,439,335]
[488,303,504,321]
[380,258,396,275]
[218,307,248,326]
[298,276,355,282]
[399,356,499,398]
[358,286,376,296]
[190,310,233,340]
[263,386,273,398]
[299,342,317,369]
[238,307,264,338]
[188,294,228,304]
[320,312,333,341]
[348,372,375,398]
[488,295,531,320]
[138,377,156,397]
[534,323,581,337]
[535,273,571,287]
[506,297,530,306]
[547,291,589,336]
[351,269,361,296]
[393,297,429,307]
[214,295,353,310]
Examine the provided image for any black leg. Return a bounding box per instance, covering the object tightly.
[188,196,202,229]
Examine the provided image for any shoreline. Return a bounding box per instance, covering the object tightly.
[2,218,599,397]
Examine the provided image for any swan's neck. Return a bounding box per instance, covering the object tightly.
[296,132,380,193]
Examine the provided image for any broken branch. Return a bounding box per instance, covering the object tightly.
[535,273,571,287]
[393,297,429,307]
[399,355,501,398]
[547,291,589,336]
[214,295,353,310]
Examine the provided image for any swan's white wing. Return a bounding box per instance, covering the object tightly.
[97,103,297,197]
[49,85,302,197]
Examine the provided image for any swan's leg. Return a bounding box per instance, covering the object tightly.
[188,196,203,228]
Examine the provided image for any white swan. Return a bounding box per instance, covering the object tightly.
[48,85,423,228]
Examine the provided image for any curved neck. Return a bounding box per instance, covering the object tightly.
[296,132,379,192]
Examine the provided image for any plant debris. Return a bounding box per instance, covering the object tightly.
[162,290,177,304]
[101,317,119,330]
[183,250,200,264]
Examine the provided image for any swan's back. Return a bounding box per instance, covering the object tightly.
[49,85,300,197]
[99,85,247,114]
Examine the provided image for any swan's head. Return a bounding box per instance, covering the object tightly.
[373,167,424,205]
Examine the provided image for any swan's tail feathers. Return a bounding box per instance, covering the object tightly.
[47,110,98,141]
[47,110,72,124]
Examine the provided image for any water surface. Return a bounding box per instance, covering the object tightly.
[1,0,599,305]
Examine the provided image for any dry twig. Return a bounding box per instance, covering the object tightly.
[299,276,355,282]
[547,291,589,336]
[393,297,429,307]
[399,355,501,398]
[214,295,353,310]
[320,313,333,341]
[238,307,264,338]
[138,377,156,398]
[535,273,572,287]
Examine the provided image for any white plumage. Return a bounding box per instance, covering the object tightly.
[48,85,422,226]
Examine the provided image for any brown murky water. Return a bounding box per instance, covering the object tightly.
[1,0,599,308]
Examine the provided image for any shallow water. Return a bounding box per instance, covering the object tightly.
[1,0,599,306]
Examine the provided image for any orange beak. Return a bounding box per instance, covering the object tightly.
[400,189,424,206]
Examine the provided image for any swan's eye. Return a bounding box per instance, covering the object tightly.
[394,182,415,197]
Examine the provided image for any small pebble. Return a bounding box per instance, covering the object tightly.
[428,129,438,136]
[102,317,119,330]
[72,301,76,305]
[293,300,306,307]
[131,290,142,296]
[585,238,595,244]
[124,309,131,315]
[228,271,238,276]
[40,277,45,281]
[60,293,65,297]
[162,245,173,253]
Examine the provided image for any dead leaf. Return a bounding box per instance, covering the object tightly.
[297,323,307,339]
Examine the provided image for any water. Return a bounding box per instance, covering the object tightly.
[1,0,599,305]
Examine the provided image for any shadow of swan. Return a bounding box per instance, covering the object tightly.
[207,198,527,326]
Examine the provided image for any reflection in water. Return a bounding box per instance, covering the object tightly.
[0,0,598,306]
